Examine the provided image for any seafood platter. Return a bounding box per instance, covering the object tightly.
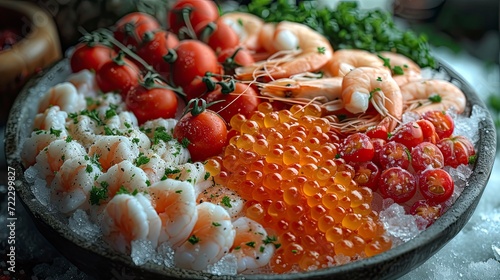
[5,1,497,279]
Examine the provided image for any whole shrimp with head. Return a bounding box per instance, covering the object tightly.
[235,21,334,81]
[259,75,344,112]
[322,49,385,77]
[333,66,403,132]
[401,79,466,114]
[220,12,265,53]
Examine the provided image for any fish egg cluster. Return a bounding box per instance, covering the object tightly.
[207,103,392,273]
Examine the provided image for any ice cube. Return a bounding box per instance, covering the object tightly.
[491,242,500,261]
[379,203,421,243]
[31,177,50,207]
[156,242,175,267]
[68,209,101,240]
[205,253,238,276]
[131,239,156,266]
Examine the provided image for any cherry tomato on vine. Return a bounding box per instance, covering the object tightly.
[411,142,444,172]
[436,135,476,168]
[136,30,179,78]
[173,99,228,162]
[338,133,375,162]
[378,166,417,203]
[197,18,240,53]
[422,110,455,139]
[113,12,160,51]
[95,52,140,98]
[167,0,219,38]
[409,200,443,227]
[378,141,411,170]
[390,121,424,149]
[204,81,261,124]
[183,75,218,101]
[352,161,380,191]
[70,43,115,73]
[418,168,454,204]
[217,47,255,76]
[125,75,178,124]
[168,40,221,88]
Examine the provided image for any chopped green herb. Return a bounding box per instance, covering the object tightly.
[392,65,404,75]
[317,46,326,54]
[89,182,108,205]
[152,126,173,145]
[204,172,211,180]
[181,137,190,148]
[175,190,183,193]
[212,222,221,227]
[259,246,265,253]
[85,164,93,173]
[65,136,73,143]
[376,76,382,82]
[221,196,232,208]
[188,235,200,244]
[245,241,256,248]
[469,155,477,164]
[428,94,442,103]
[49,127,62,137]
[263,235,281,249]
[135,153,150,167]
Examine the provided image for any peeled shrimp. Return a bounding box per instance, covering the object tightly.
[378,51,422,86]
[21,129,68,167]
[259,76,344,111]
[174,202,236,271]
[49,155,103,214]
[323,49,384,77]
[66,114,103,150]
[197,184,244,220]
[341,67,403,130]
[148,179,198,247]
[230,217,276,273]
[38,82,86,114]
[33,106,68,132]
[401,79,466,114]
[67,69,99,97]
[236,21,333,81]
[33,139,87,185]
[137,151,167,185]
[175,162,212,195]
[95,160,151,202]
[88,136,140,171]
[220,12,265,52]
[100,193,161,254]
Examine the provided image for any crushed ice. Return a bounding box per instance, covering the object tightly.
[379,203,421,244]
[68,209,101,240]
[205,253,238,276]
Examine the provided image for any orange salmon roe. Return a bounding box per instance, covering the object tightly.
[209,103,392,272]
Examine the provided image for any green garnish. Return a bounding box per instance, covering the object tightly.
[221,196,232,208]
[188,235,200,245]
[212,222,221,227]
[245,241,256,248]
[135,153,150,167]
[239,0,436,68]
[428,94,442,103]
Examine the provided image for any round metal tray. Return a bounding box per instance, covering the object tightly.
[5,58,497,279]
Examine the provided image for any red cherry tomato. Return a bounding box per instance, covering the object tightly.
[352,161,380,191]
[173,102,228,162]
[366,123,389,140]
[390,121,424,149]
[204,81,261,124]
[125,78,178,124]
[378,141,411,170]
[169,40,221,87]
[136,30,179,78]
[409,200,443,227]
[197,18,240,53]
[217,47,255,76]
[167,0,219,37]
[113,12,160,50]
[338,133,375,162]
[436,135,476,168]
[422,110,455,139]
[70,43,115,73]
[416,119,438,144]
[96,52,140,98]
[183,75,219,101]
[379,166,417,203]
[411,142,444,172]
[370,138,386,165]
[418,168,454,204]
